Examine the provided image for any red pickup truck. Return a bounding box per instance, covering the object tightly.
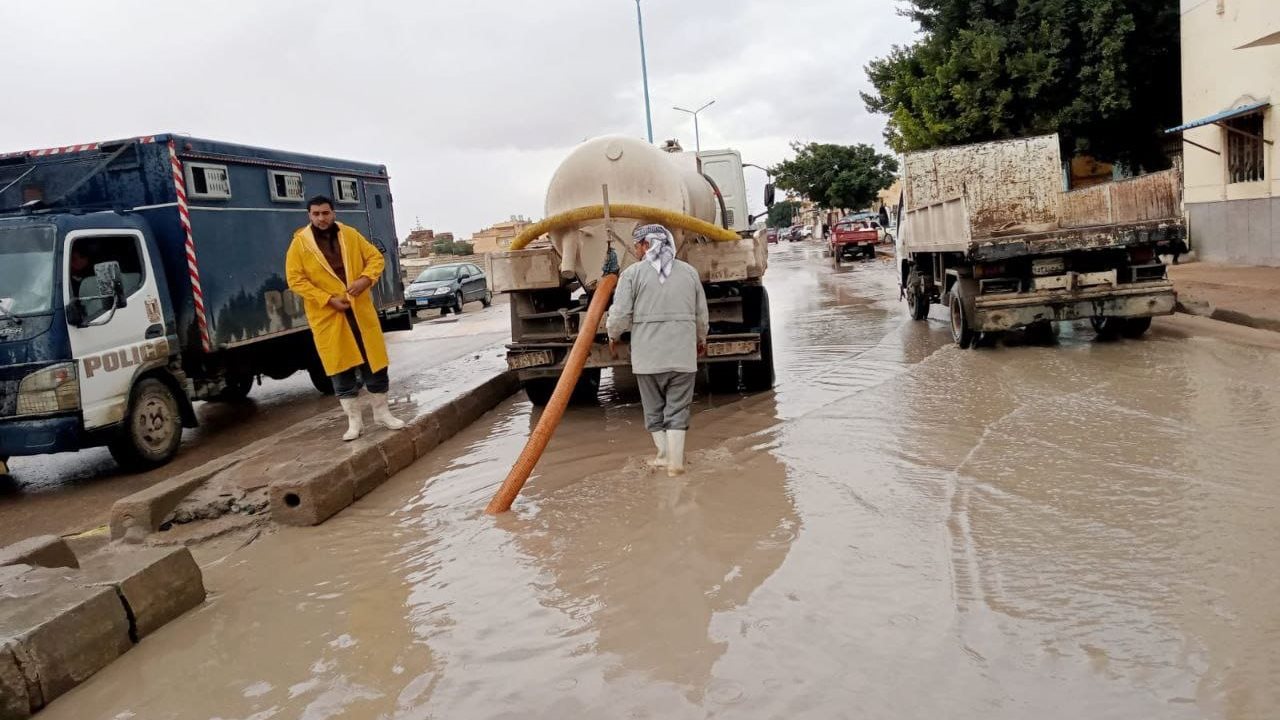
[830,220,879,264]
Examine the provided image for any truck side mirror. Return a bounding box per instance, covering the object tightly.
[764,182,776,208]
[94,261,126,309]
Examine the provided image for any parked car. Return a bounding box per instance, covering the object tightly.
[404,262,492,315]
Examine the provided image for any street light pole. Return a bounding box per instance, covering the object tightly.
[673,99,715,162]
[635,0,654,143]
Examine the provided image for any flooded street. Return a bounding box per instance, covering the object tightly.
[39,243,1280,719]
[0,305,510,544]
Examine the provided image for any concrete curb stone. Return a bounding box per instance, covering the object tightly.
[0,536,78,570]
[0,642,29,720]
[0,575,132,713]
[269,459,357,527]
[78,547,206,641]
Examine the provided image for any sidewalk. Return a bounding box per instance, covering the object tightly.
[1169,261,1280,333]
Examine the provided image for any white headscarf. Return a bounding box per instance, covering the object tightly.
[634,223,675,284]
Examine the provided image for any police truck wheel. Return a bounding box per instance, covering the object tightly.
[215,373,254,401]
[308,364,335,395]
[108,379,183,471]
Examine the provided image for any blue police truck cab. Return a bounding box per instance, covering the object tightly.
[0,134,409,474]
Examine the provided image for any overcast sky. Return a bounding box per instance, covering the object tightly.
[1,1,917,239]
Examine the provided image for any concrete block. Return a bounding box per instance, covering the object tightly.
[345,443,391,500]
[0,643,30,720]
[109,471,213,542]
[431,398,463,439]
[79,547,206,641]
[269,461,355,526]
[0,575,131,710]
[0,536,78,570]
[377,430,418,477]
[407,414,443,458]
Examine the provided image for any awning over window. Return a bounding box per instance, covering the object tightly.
[1165,100,1270,134]
[1238,31,1280,50]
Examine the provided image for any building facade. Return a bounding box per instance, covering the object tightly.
[1179,0,1280,265]
[471,216,532,254]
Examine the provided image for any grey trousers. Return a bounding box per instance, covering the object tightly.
[636,371,696,432]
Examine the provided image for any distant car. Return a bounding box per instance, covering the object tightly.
[830,220,880,264]
[766,228,780,244]
[404,262,492,316]
[787,225,804,242]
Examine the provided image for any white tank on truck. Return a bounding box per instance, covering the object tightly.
[487,135,775,405]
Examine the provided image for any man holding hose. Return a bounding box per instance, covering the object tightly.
[607,224,709,477]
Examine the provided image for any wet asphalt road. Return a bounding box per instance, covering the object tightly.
[31,242,1280,719]
[0,300,511,545]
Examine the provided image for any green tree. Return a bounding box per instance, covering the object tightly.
[766,200,800,228]
[862,0,1180,169]
[769,143,899,211]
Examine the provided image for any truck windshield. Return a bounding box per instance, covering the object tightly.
[0,225,57,317]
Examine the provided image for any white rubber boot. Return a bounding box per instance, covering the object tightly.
[666,430,686,477]
[340,397,364,441]
[369,393,406,430]
[648,431,668,468]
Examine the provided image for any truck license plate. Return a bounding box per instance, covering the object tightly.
[705,340,757,357]
[508,350,554,370]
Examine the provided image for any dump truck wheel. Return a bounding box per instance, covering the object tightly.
[906,272,929,321]
[109,378,183,471]
[1122,317,1152,339]
[1090,316,1123,341]
[950,294,975,349]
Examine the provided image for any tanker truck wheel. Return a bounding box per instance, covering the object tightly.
[308,364,335,395]
[522,369,601,407]
[109,378,183,471]
[741,287,775,392]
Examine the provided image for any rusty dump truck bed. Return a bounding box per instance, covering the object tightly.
[901,134,1185,261]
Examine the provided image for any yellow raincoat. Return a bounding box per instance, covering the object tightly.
[285,223,389,376]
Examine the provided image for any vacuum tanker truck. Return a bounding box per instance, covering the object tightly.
[487,136,775,405]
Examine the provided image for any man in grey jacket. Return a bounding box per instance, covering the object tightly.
[607,224,709,477]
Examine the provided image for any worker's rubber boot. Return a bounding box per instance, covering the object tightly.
[370,393,406,430]
[648,431,668,468]
[340,397,364,441]
[666,430,687,477]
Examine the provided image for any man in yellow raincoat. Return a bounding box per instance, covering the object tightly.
[286,195,405,440]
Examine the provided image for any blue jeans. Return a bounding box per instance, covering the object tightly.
[331,364,389,399]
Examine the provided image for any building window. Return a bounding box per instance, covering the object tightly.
[268,171,305,202]
[185,163,232,199]
[1225,113,1266,184]
[333,177,360,204]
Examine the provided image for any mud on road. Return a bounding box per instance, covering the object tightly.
[36,244,1280,719]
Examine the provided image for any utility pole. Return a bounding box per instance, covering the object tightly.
[674,99,715,168]
[635,0,654,143]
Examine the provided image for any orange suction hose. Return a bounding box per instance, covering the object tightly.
[485,272,620,514]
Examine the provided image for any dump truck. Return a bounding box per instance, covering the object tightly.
[486,136,775,404]
[0,134,408,474]
[896,134,1185,347]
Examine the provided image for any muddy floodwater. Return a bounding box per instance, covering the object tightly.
[40,245,1280,719]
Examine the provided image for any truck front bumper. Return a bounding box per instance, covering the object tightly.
[973,281,1176,332]
[507,334,762,381]
[0,414,87,457]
